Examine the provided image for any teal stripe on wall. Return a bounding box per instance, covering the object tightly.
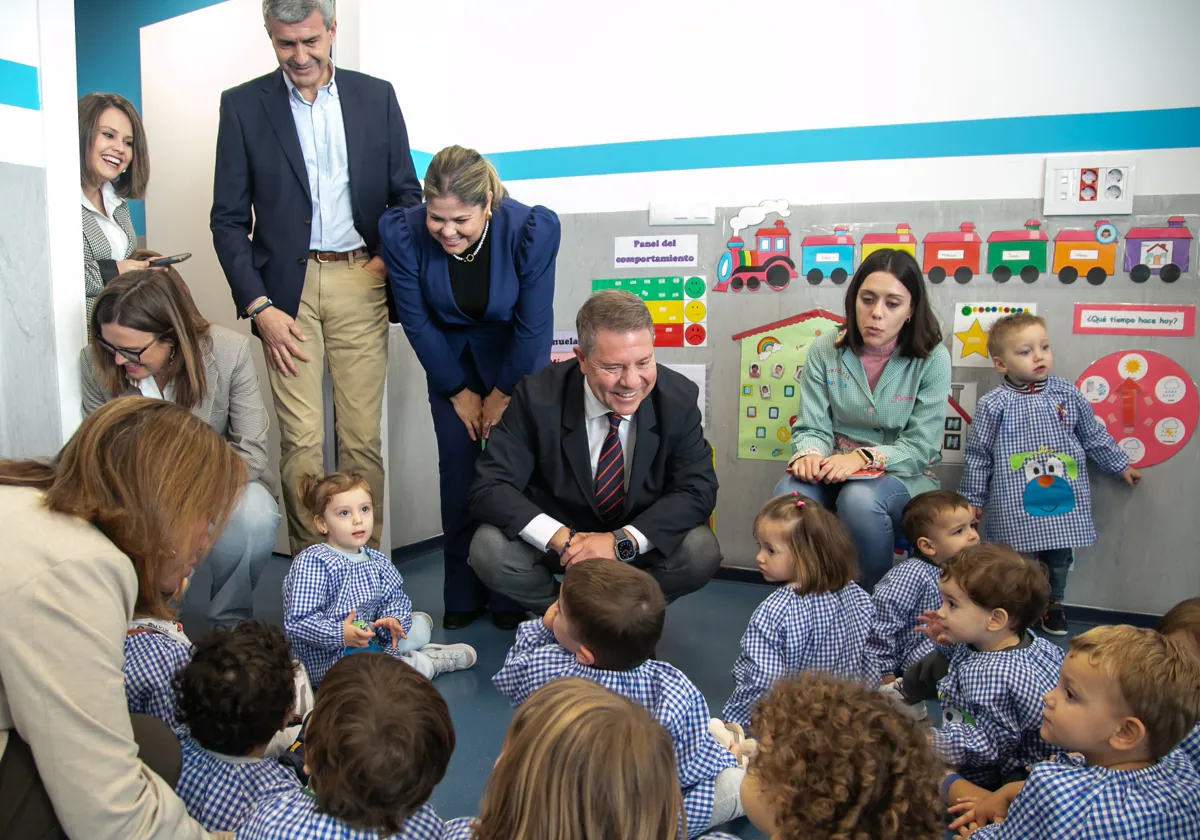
[485,108,1200,182]
[0,58,40,111]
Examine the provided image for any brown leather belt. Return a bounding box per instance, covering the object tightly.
[308,248,366,263]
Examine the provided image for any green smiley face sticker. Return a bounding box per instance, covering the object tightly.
[684,276,706,298]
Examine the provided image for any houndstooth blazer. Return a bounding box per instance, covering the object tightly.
[82,198,136,320]
[80,325,277,494]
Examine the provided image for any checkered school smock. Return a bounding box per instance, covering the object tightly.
[1180,723,1200,773]
[441,818,742,840]
[282,544,414,688]
[932,633,1064,783]
[971,751,1200,839]
[174,734,299,831]
[237,789,449,840]
[123,617,192,729]
[864,555,942,679]
[493,620,736,838]
[721,582,873,728]
[960,377,1129,554]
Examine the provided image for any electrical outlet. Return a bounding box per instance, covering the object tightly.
[1043,155,1135,216]
[648,202,716,226]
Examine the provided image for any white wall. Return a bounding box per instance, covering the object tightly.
[356,0,1200,213]
[140,0,422,552]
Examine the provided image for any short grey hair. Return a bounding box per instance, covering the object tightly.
[576,291,654,356]
[263,0,333,28]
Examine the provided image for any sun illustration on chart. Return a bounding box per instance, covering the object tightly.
[1118,353,1150,381]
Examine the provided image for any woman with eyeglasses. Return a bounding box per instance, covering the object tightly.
[81,268,280,628]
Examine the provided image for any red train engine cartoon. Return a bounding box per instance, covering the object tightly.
[922,222,982,284]
[713,219,799,292]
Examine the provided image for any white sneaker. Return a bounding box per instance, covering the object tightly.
[881,678,928,721]
[420,643,478,676]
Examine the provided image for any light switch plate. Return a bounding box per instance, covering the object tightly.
[1043,154,1135,216]
[648,202,716,226]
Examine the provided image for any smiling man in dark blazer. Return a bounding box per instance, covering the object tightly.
[210,0,422,554]
[468,290,722,612]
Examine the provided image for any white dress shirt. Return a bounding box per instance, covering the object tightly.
[133,374,175,403]
[283,67,365,253]
[81,181,129,259]
[519,379,653,556]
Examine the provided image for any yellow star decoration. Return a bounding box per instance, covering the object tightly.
[955,318,989,359]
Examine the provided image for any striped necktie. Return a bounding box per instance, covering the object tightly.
[595,412,625,527]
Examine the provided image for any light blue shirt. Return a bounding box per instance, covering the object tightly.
[283,67,365,252]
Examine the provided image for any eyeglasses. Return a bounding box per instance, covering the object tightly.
[96,329,172,364]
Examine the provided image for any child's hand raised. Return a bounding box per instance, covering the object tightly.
[343,609,375,648]
[914,609,951,644]
[373,616,406,648]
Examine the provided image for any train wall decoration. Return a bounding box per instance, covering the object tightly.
[712,211,1193,292]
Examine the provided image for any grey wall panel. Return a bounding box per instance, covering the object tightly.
[549,195,1200,614]
[0,162,62,459]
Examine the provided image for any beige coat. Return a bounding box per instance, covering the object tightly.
[0,486,225,840]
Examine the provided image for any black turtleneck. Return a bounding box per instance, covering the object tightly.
[1002,376,1048,394]
[446,225,491,320]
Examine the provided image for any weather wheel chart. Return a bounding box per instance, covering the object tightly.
[1075,351,1197,468]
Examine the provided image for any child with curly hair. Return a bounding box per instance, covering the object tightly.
[491,561,741,837]
[710,492,873,746]
[443,678,741,840]
[283,472,476,688]
[238,652,455,839]
[171,620,301,831]
[739,672,944,840]
[1158,597,1200,771]
[949,625,1200,838]
[903,544,1064,786]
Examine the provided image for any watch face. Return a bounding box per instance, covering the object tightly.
[616,539,636,561]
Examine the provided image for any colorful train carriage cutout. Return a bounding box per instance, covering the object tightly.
[986,220,1048,283]
[713,219,798,292]
[800,225,855,285]
[860,223,917,261]
[922,222,981,284]
[1052,220,1117,285]
[1124,216,1193,283]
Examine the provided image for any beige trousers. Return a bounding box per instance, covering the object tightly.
[268,254,388,555]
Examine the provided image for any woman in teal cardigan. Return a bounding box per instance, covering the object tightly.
[774,249,950,591]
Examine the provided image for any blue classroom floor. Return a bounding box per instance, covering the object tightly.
[179,550,1084,840]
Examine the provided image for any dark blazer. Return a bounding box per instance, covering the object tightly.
[468,362,717,557]
[210,68,422,323]
[379,197,560,396]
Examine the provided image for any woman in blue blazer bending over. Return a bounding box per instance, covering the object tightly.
[380,146,560,630]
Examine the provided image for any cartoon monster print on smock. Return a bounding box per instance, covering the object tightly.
[1010,447,1078,518]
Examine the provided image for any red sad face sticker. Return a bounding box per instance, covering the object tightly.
[685,324,707,345]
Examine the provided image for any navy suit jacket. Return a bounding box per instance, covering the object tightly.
[210,68,422,323]
[379,197,560,396]
[468,362,718,557]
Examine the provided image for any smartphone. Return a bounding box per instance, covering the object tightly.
[149,252,192,267]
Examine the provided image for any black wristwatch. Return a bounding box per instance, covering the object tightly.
[612,529,637,562]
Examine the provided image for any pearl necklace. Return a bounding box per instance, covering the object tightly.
[450,219,490,263]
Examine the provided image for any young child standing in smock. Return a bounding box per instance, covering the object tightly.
[960,313,1141,636]
[282,473,476,689]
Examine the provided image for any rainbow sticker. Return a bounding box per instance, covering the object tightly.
[756,336,780,355]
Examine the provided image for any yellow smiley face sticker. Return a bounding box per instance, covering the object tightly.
[776,427,790,442]
[685,300,707,322]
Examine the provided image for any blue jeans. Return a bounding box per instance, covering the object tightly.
[190,481,281,628]
[1036,548,1072,603]
[772,473,911,593]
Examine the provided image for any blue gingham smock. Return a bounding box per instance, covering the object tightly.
[175,734,299,831]
[932,633,1065,782]
[282,544,414,689]
[442,819,741,840]
[864,555,941,679]
[237,790,449,839]
[970,751,1200,839]
[721,582,873,728]
[1181,723,1200,773]
[960,377,1129,554]
[493,621,737,838]
[123,618,193,730]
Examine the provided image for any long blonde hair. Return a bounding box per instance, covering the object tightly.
[0,398,245,618]
[473,678,683,840]
[423,145,505,212]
